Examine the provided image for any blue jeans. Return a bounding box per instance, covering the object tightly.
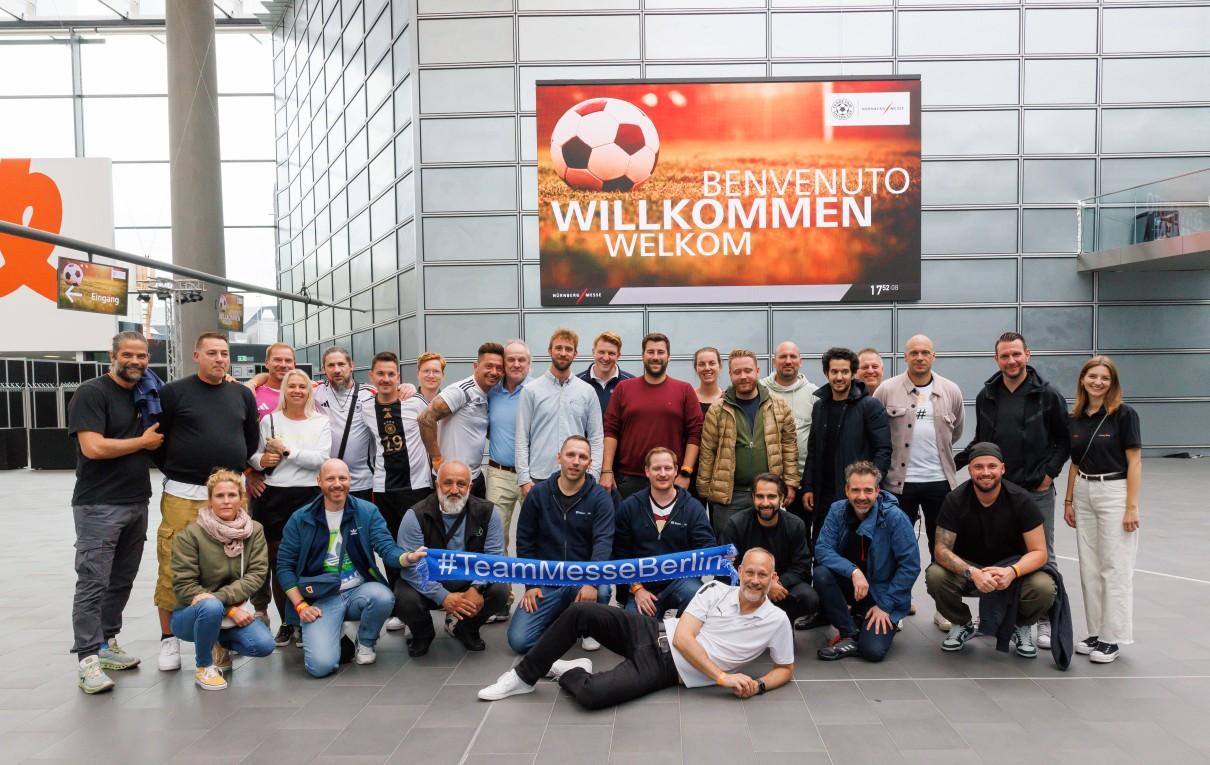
[813,565,896,662]
[301,581,395,678]
[624,577,704,618]
[508,585,611,654]
[170,599,275,668]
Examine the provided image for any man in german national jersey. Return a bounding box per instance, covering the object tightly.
[311,347,379,501]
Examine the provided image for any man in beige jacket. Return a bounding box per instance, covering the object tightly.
[698,350,800,538]
[873,334,965,630]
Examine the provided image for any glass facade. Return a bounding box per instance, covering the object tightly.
[272,0,1210,452]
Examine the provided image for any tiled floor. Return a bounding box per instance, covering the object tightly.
[3,459,1210,764]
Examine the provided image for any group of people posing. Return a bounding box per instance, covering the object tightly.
[67,325,1142,709]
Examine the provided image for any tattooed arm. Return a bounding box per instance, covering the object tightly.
[418,397,452,466]
[935,527,995,593]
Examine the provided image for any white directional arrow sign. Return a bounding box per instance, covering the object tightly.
[65,286,78,304]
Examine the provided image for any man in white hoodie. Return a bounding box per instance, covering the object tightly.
[761,341,817,527]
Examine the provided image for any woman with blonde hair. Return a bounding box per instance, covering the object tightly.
[250,368,332,646]
[1063,355,1142,664]
[171,469,274,690]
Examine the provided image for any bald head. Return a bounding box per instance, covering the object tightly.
[318,458,352,508]
[773,341,802,384]
[905,334,936,383]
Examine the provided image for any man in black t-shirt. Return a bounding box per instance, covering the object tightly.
[68,331,164,694]
[926,442,1055,658]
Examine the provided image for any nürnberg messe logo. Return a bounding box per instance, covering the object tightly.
[830,97,856,121]
[551,98,660,192]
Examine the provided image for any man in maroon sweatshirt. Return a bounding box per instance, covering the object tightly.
[601,333,704,499]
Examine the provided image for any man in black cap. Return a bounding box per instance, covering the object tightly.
[926,442,1055,658]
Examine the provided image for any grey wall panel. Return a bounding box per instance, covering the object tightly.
[522,263,540,308]
[423,265,519,310]
[645,63,767,78]
[1024,9,1097,55]
[646,13,766,59]
[522,215,539,260]
[900,61,1019,106]
[898,11,1019,56]
[1022,110,1096,155]
[930,356,993,401]
[1112,354,1210,399]
[770,12,893,58]
[1098,271,1210,302]
[521,0,637,8]
[922,210,1017,255]
[648,309,768,354]
[897,307,1018,352]
[1021,257,1091,302]
[772,309,893,356]
[1102,108,1210,154]
[520,116,536,162]
[418,0,510,11]
[1103,7,1210,55]
[421,167,517,212]
[1022,209,1078,254]
[921,160,1018,206]
[1130,403,1210,447]
[420,117,517,163]
[417,18,515,65]
[400,317,419,362]
[919,258,1017,304]
[426,312,521,358]
[772,61,894,76]
[1023,59,1097,105]
[1100,157,1210,195]
[922,111,1018,156]
[955,403,976,449]
[1022,306,1093,351]
[1099,306,1210,351]
[522,311,646,356]
[518,65,641,111]
[1022,160,1095,204]
[1103,58,1210,105]
[419,68,516,114]
[423,216,519,262]
[520,15,641,61]
[440,361,475,382]
[1027,355,1087,401]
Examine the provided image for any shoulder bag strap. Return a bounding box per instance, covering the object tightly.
[337,382,358,460]
[1076,412,1110,468]
[441,509,468,547]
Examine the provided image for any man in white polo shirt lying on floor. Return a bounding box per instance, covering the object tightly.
[478,547,795,709]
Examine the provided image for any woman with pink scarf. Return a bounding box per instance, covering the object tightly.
[170,469,274,691]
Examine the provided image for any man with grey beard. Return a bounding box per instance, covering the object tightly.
[393,461,508,657]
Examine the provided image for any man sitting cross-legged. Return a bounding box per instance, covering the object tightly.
[478,548,794,710]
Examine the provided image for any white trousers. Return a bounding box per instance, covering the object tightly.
[1074,476,1138,644]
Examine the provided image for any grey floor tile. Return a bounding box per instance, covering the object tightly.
[804,680,880,725]
[386,725,476,765]
[744,701,826,752]
[322,704,424,756]
[611,702,681,753]
[535,723,613,765]
[817,722,905,765]
[281,683,381,729]
[241,728,341,765]
[413,684,494,728]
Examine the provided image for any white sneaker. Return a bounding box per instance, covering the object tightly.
[355,643,377,665]
[478,669,536,701]
[933,613,952,632]
[581,636,601,652]
[385,616,406,632]
[158,636,181,671]
[1036,619,1052,649]
[78,655,116,694]
[547,658,593,681]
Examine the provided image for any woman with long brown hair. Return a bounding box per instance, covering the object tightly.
[1062,355,1141,664]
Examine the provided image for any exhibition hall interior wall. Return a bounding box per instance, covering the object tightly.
[270,0,1210,453]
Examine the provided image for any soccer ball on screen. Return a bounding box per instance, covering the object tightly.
[550,98,660,192]
[62,262,84,286]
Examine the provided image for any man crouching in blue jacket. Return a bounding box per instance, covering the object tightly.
[509,435,615,654]
[614,447,715,618]
[278,459,426,677]
[813,460,920,662]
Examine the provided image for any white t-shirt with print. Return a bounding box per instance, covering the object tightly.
[905,381,946,482]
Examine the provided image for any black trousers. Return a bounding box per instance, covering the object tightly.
[515,602,680,710]
[374,487,433,588]
[393,579,509,638]
[350,488,374,502]
[471,472,487,499]
[774,581,821,623]
[893,481,949,562]
[616,473,649,499]
[251,485,320,618]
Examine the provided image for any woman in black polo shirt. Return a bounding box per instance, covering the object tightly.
[1062,356,1141,664]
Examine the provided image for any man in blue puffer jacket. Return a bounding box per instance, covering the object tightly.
[614,447,715,619]
[813,460,920,662]
[508,435,616,654]
[278,459,425,678]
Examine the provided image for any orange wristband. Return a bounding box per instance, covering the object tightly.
[1010,564,1021,579]
[715,671,727,685]
[226,607,240,618]
[294,600,309,614]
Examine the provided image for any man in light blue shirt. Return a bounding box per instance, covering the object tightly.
[484,341,532,621]
[517,328,604,497]
[394,461,508,656]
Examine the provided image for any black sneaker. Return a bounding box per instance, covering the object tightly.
[794,613,828,631]
[817,636,860,661]
[941,622,977,652]
[339,634,355,665]
[408,628,435,658]
[451,622,486,652]
[1089,642,1119,664]
[274,624,296,647]
[1075,635,1099,655]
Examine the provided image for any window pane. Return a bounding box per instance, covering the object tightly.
[0,99,75,155]
[0,45,72,95]
[222,162,276,226]
[112,163,171,226]
[84,97,169,160]
[219,96,276,160]
[216,32,274,94]
[81,35,168,94]
[224,228,277,290]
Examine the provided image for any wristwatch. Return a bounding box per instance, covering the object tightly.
[963,566,973,582]
[756,679,767,695]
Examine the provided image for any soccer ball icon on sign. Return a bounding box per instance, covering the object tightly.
[551,98,660,192]
[62,262,84,287]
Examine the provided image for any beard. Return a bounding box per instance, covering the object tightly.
[113,362,145,384]
[438,491,468,516]
[644,359,667,378]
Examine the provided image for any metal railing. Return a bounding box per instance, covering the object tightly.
[1077,167,1210,255]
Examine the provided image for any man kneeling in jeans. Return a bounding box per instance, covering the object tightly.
[479,548,794,709]
[813,461,920,662]
[277,459,426,677]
